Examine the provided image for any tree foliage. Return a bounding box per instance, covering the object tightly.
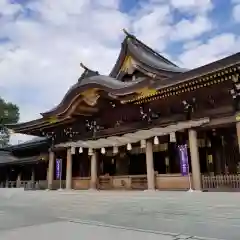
[0,97,19,147]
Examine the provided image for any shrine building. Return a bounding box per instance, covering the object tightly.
[1,30,240,191]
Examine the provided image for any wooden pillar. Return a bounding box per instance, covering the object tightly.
[31,167,35,182]
[66,148,72,190]
[146,139,155,190]
[48,151,54,190]
[90,150,97,189]
[188,129,202,190]
[16,173,21,188]
[5,178,9,188]
[236,121,240,154]
[5,174,9,188]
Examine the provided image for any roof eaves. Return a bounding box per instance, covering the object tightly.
[8,137,50,151]
[109,37,128,78]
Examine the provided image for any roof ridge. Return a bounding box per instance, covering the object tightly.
[78,63,100,82]
[122,29,178,67]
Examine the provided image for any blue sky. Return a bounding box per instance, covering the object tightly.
[0,0,240,143]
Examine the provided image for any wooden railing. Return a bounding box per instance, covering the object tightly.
[0,181,17,188]
[131,175,148,190]
[98,176,113,190]
[97,175,148,190]
[0,181,40,189]
[202,175,240,190]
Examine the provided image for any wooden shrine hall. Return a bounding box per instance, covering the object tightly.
[1,30,240,191]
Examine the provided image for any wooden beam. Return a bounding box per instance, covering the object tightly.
[200,115,236,129]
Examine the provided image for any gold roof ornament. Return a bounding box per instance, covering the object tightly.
[136,87,157,98]
[235,113,240,122]
[48,116,58,124]
[81,89,100,106]
[120,55,134,73]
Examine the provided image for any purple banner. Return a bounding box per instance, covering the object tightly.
[56,158,62,180]
[178,144,189,176]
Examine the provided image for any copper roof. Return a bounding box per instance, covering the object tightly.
[110,30,186,79]
[0,150,42,165]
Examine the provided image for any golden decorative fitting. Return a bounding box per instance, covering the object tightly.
[133,66,236,104]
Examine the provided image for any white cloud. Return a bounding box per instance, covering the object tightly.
[0,0,127,126]
[150,0,213,14]
[232,4,240,22]
[170,15,213,41]
[169,0,213,13]
[179,33,240,68]
[92,0,120,9]
[1,0,179,127]
[132,4,172,49]
[0,0,21,16]
[0,0,238,145]
[183,40,201,50]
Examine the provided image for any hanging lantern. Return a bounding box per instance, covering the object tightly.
[88,148,93,156]
[170,132,176,143]
[127,143,132,151]
[207,154,213,164]
[71,146,76,154]
[113,146,118,154]
[165,156,169,166]
[140,139,146,148]
[79,147,83,154]
[101,147,106,154]
[153,136,159,145]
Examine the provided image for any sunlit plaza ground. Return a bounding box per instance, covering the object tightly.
[0,190,240,240]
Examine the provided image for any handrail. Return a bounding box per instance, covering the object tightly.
[202,174,240,190]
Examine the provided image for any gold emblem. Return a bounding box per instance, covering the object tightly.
[236,114,240,122]
[136,87,157,98]
[120,55,133,73]
[48,116,58,124]
[81,89,100,106]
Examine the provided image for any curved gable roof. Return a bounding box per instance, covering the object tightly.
[41,74,143,117]
[110,30,186,79]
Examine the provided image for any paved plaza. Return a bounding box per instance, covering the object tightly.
[0,190,240,240]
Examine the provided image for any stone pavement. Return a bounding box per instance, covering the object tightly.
[0,221,210,240]
[0,190,240,240]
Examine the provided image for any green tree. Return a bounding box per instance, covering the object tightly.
[0,97,19,147]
